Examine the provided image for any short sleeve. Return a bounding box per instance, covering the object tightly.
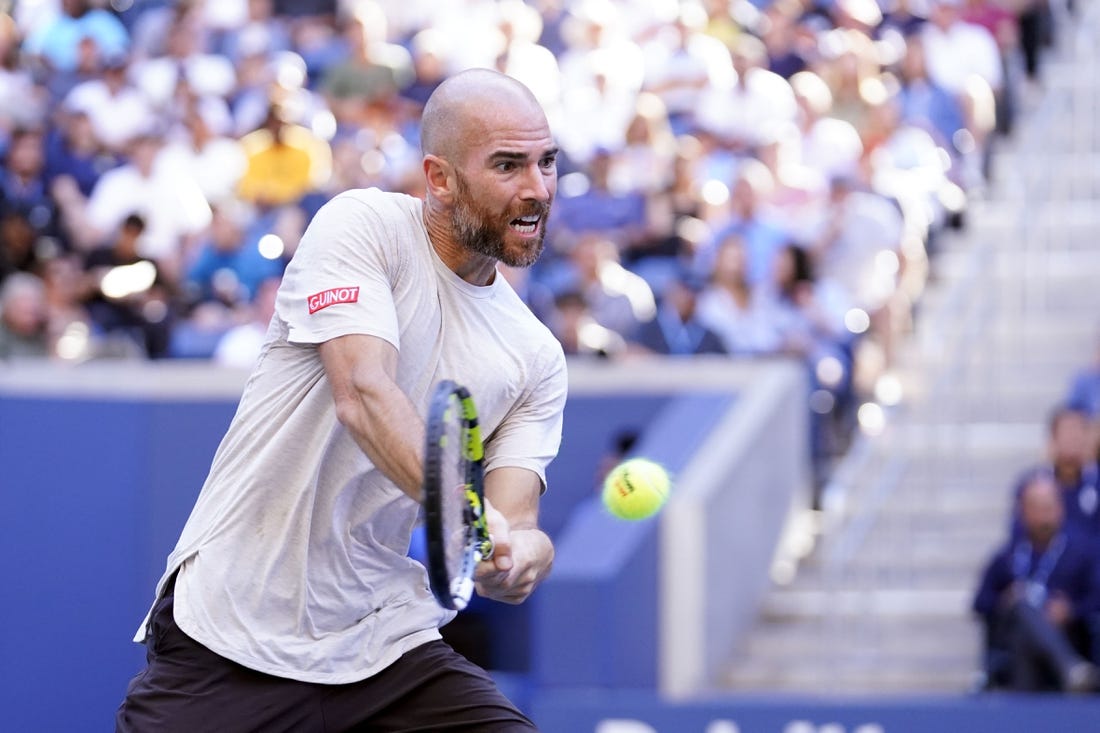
[483,344,568,493]
[277,192,403,347]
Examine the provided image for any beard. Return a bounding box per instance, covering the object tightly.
[452,173,549,268]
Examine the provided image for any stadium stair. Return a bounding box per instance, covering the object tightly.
[721,3,1100,695]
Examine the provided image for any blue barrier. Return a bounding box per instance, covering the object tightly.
[529,689,1100,733]
[0,393,234,732]
[0,373,696,730]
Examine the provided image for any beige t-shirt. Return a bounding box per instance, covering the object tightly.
[136,188,568,684]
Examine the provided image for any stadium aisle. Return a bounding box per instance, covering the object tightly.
[722,0,1100,694]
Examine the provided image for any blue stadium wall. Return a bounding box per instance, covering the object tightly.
[3,362,1099,733]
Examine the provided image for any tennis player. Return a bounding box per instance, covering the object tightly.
[116,68,566,731]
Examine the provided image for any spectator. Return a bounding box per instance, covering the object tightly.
[638,5,727,136]
[82,213,173,358]
[695,230,781,355]
[545,289,625,358]
[1,127,61,250]
[697,159,792,288]
[789,70,863,182]
[695,34,798,154]
[919,0,1002,180]
[45,107,118,199]
[22,0,129,74]
[0,270,51,359]
[0,12,45,141]
[553,148,650,252]
[0,205,45,281]
[553,232,657,341]
[894,32,969,165]
[1066,331,1100,419]
[183,201,283,309]
[85,132,212,275]
[974,470,1100,693]
[761,1,815,79]
[160,98,248,205]
[1009,406,1100,545]
[64,52,155,154]
[319,2,413,132]
[237,103,332,209]
[630,275,726,356]
[212,274,280,369]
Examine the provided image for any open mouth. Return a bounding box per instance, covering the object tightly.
[510,214,541,235]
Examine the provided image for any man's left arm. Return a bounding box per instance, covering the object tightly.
[474,467,554,605]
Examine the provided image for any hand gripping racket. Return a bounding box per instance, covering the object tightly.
[422,380,494,610]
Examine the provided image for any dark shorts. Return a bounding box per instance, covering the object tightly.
[115,578,538,732]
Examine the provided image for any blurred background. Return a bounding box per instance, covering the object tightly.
[2,0,1100,731]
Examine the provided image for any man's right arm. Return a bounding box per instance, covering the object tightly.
[319,333,425,502]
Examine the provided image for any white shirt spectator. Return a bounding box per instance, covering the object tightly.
[696,67,799,147]
[921,15,1003,94]
[64,77,155,152]
[86,140,212,262]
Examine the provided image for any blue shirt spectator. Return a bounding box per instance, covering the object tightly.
[23,0,129,73]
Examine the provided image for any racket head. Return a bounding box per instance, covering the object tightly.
[422,380,490,610]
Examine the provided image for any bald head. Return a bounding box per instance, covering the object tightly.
[420,69,546,162]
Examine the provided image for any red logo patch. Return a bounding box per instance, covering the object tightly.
[307,286,360,314]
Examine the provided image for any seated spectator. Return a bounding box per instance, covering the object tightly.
[84,132,212,276]
[22,0,129,74]
[552,147,650,253]
[237,103,332,209]
[974,470,1100,693]
[696,159,793,289]
[45,108,117,199]
[1066,331,1100,419]
[638,7,727,136]
[894,32,969,172]
[1009,406,1100,545]
[0,271,51,359]
[552,232,657,342]
[45,108,119,250]
[319,2,413,132]
[630,275,727,356]
[160,99,247,206]
[0,12,45,140]
[1,127,63,250]
[213,274,280,369]
[695,231,782,356]
[183,201,284,309]
[694,34,798,154]
[545,289,626,358]
[0,205,46,281]
[63,52,154,154]
[82,213,174,358]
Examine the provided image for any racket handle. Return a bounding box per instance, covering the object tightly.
[477,535,494,562]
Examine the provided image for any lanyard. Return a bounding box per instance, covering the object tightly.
[1011,533,1067,589]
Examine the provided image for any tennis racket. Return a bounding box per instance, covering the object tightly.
[422,379,494,611]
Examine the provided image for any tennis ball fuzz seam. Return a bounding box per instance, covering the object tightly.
[602,458,671,520]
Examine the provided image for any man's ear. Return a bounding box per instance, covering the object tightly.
[423,154,455,204]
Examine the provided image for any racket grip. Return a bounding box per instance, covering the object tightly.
[477,535,494,562]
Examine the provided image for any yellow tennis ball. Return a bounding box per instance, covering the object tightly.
[602,458,671,520]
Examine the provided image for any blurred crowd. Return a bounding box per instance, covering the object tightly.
[972,338,1100,694]
[0,0,1060,478]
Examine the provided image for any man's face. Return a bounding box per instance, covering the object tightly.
[1050,413,1090,465]
[448,112,557,269]
[1021,476,1064,546]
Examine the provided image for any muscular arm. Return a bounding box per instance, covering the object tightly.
[319,333,425,501]
[320,333,554,602]
[475,467,555,604]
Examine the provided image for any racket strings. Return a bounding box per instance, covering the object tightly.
[440,397,476,597]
